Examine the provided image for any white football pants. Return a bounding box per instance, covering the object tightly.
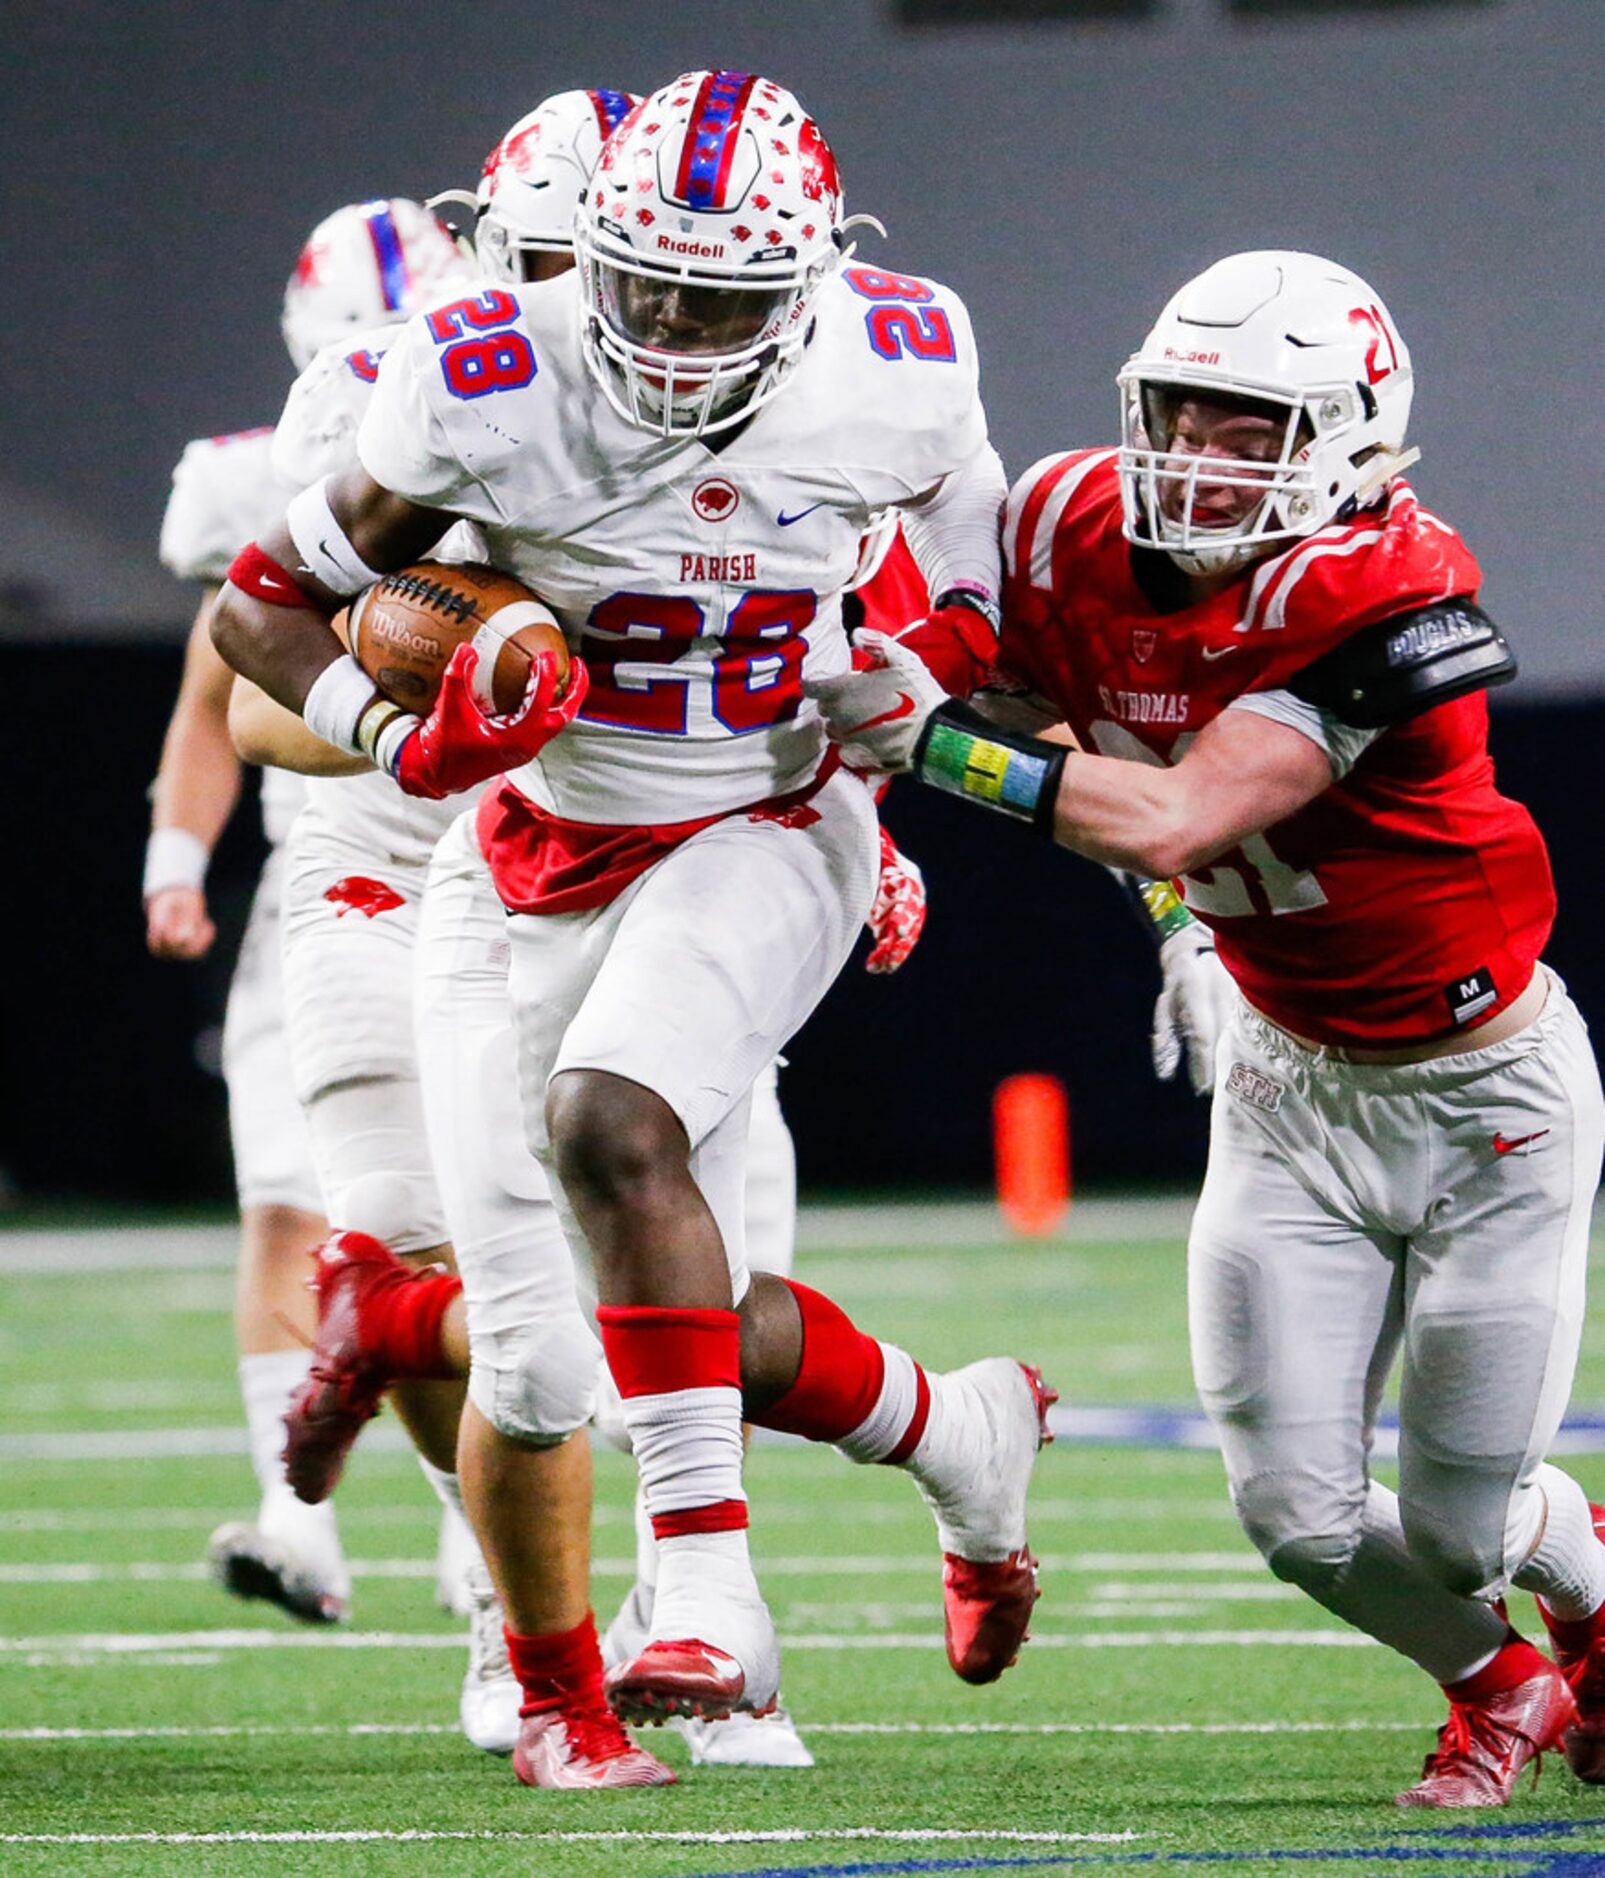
[1190,970,1605,1682]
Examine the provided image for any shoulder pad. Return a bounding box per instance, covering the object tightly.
[1287,598,1516,730]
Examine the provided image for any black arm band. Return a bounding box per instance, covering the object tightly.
[912,701,1067,836]
[1288,598,1516,729]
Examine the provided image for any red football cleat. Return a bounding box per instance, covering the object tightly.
[1396,1660,1576,1807]
[1538,1500,1605,1782]
[913,1360,1056,1685]
[282,1231,411,1504]
[943,1546,1042,1684]
[513,1702,676,1789]
[605,1638,767,1727]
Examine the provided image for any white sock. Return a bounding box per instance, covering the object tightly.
[837,1344,927,1465]
[239,1350,314,1503]
[413,1456,488,1583]
[621,1385,747,1533]
[1512,1464,1605,1621]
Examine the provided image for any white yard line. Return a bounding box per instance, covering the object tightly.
[0,1719,1426,1742]
[0,1627,1374,1657]
[0,1827,1143,1848]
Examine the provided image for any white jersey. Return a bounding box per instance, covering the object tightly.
[273,326,485,868]
[357,267,992,825]
[159,427,307,847]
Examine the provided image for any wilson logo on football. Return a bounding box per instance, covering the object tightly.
[692,478,740,523]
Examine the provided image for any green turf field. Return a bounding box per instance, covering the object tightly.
[4,1202,1605,1877]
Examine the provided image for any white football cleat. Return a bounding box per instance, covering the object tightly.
[458,1562,521,1754]
[604,1537,780,1726]
[679,1704,814,1768]
[206,1519,349,1625]
[905,1358,1055,1683]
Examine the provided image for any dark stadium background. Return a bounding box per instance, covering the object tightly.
[3,0,1597,1206]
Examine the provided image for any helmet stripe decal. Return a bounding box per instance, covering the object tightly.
[673,70,758,212]
[589,88,636,139]
[363,203,410,312]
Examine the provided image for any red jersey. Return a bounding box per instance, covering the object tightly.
[999,450,1554,1047]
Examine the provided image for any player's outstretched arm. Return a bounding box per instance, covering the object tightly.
[911,700,1332,880]
[145,590,243,960]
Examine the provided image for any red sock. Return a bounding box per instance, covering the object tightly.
[1445,1634,1550,1702]
[353,1259,461,1378]
[505,1611,605,1717]
[1543,1604,1603,1661]
[749,1281,929,1463]
[597,1305,748,1540]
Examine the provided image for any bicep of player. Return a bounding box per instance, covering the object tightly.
[227,675,371,777]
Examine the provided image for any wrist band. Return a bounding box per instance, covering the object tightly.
[363,702,422,777]
[286,477,383,598]
[933,584,1003,634]
[304,655,384,756]
[143,827,209,899]
[913,701,1065,835]
[225,541,317,610]
[1135,876,1194,945]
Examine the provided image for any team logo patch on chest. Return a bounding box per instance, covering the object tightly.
[1226,1062,1284,1113]
[1132,628,1157,664]
[692,477,740,523]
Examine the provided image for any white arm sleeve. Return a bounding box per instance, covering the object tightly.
[901,442,1006,605]
[1226,688,1382,779]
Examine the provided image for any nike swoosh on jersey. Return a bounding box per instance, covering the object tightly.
[1200,644,1241,661]
[846,693,917,734]
[1493,1128,1551,1155]
[777,503,825,526]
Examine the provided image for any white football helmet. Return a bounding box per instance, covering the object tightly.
[475,89,641,281]
[575,70,847,437]
[280,199,475,369]
[1117,250,1418,576]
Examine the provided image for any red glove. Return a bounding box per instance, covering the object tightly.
[865,826,927,974]
[393,644,588,800]
[892,602,998,696]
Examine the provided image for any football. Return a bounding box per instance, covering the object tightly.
[342,562,570,717]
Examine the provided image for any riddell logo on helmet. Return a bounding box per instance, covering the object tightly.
[1163,347,1222,365]
[657,234,726,258]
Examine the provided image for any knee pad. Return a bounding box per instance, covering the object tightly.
[1233,1472,1363,1598]
[306,1078,448,1255]
[469,1311,602,1447]
[1399,1497,1504,1600]
[589,1360,631,1453]
[325,1170,448,1258]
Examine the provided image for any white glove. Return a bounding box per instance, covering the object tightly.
[802,629,949,772]
[1151,922,1235,1097]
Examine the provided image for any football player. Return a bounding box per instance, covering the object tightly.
[147,198,470,1628]
[213,69,1052,1755]
[813,250,1605,1808]
[240,86,929,1780]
